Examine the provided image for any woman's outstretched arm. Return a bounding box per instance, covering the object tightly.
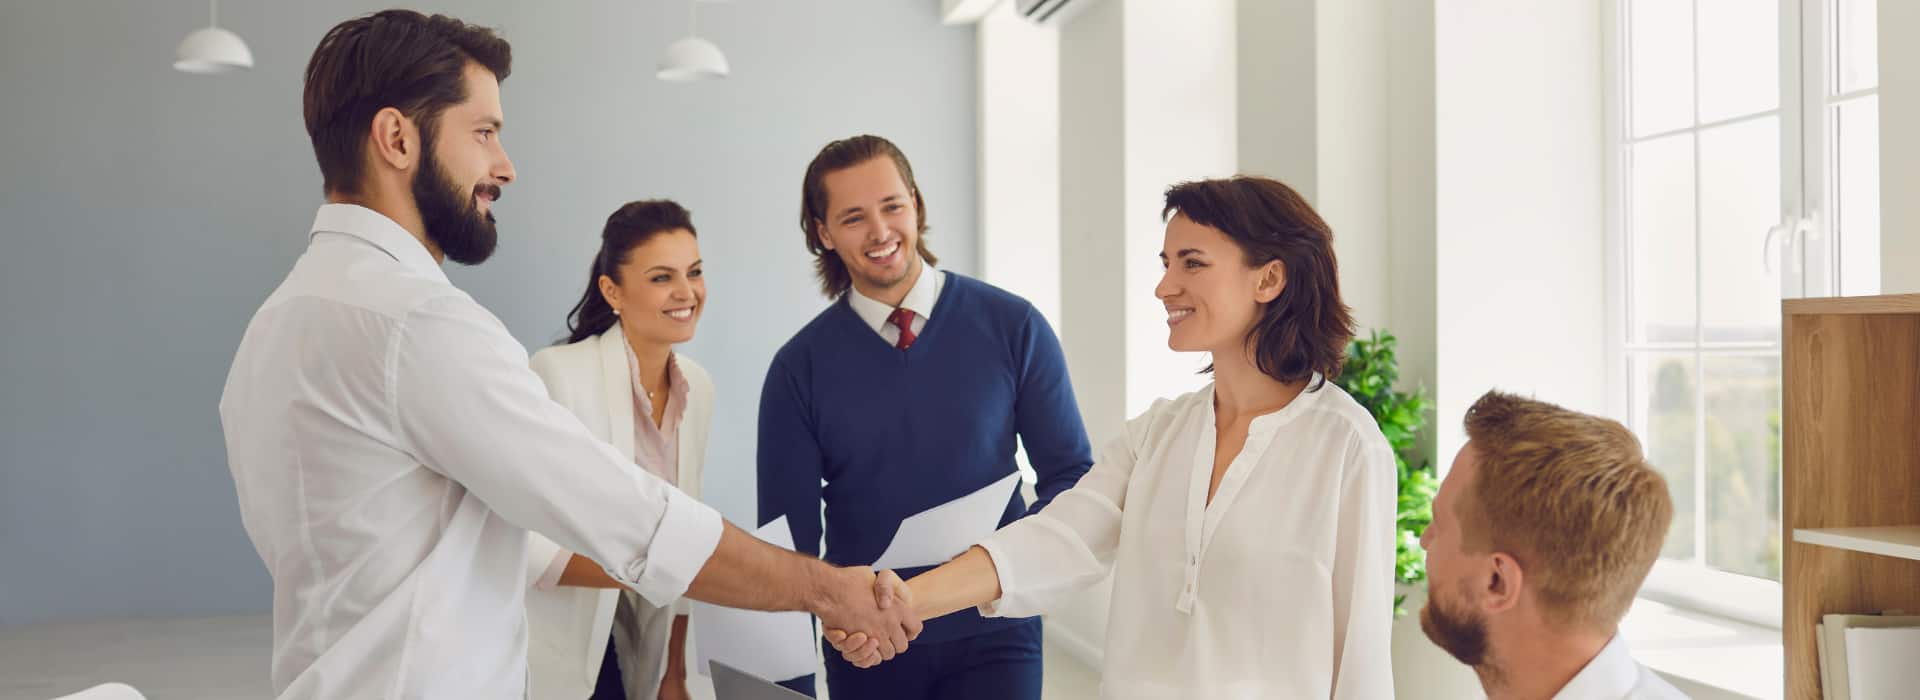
[827,399,1183,667]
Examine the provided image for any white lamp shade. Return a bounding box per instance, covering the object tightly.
[656,36,729,82]
[174,26,254,74]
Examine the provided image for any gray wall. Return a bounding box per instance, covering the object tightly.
[0,0,977,627]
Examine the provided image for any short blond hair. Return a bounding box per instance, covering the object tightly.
[1460,391,1673,631]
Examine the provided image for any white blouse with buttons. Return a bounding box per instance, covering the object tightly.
[977,380,1398,699]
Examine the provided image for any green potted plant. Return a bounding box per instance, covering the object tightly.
[1335,330,1437,617]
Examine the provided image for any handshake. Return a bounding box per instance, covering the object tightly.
[815,567,922,669]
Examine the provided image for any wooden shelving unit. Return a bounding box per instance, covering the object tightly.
[1782,293,1920,700]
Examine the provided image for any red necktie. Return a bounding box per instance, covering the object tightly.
[887,308,917,350]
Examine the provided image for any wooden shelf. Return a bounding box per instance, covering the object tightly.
[1783,293,1920,316]
[1792,527,1920,562]
[1781,294,1920,699]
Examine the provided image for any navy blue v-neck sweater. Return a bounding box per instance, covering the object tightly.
[756,271,1093,644]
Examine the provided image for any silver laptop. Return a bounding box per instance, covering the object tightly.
[710,660,811,700]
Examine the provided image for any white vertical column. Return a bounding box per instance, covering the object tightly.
[1386,0,1437,435]
[978,2,1063,329]
[1238,0,1394,337]
[1877,0,1920,293]
[1058,0,1237,444]
[1058,0,1131,446]
[1239,0,1433,402]
[1434,0,1608,458]
[1237,0,1321,200]
[1311,0,1393,334]
[1116,0,1239,417]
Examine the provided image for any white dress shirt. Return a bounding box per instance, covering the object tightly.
[1554,635,1689,700]
[219,204,723,699]
[976,381,1398,699]
[844,263,942,345]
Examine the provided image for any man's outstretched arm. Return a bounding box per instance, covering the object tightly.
[687,521,922,660]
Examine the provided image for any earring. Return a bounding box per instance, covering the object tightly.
[612,309,621,316]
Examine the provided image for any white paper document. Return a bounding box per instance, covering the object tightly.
[691,516,817,682]
[871,472,1022,572]
[1845,626,1920,699]
[1821,613,1920,700]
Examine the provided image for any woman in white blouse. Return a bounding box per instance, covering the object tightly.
[527,200,715,700]
[830,176,1398,699]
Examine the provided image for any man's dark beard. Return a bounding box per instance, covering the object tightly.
[413,139,500,265]
[1420,583,1491,669]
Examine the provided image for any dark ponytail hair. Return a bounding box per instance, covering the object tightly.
[562,200,698,344]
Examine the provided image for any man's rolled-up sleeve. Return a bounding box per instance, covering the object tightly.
[391,295,722,606]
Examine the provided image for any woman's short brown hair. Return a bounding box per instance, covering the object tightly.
[1460,391,1674,631]
[1162,176,1354,388]
[798,135,938,298]
[302,10,511,197]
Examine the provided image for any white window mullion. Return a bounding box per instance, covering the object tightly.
[1792,0,1826,299]
[1821,0,1881,297]
[1627,108,1782,146]
[1689,0,1710,570]
[1832,86,1877,102]
[1605,0,1632,427]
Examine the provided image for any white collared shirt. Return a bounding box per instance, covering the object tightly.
[976,382,1398,699]
[1554,635,1689,700]
[219,204,723,699]
[845,262,942,345]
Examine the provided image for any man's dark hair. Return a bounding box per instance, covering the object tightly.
[302,10,511,196]
[797,135,937,298]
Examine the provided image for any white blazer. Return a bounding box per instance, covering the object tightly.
[526,323,714,700]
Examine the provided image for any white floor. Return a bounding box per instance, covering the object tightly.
[0,615,1101,700]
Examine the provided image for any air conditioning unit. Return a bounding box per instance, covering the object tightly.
[1015,0,1100,26]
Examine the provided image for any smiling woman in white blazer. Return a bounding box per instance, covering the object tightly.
[527,200,715,700]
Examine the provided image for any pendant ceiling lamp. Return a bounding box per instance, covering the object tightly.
[657,0,729,82]
[174,0,254,75]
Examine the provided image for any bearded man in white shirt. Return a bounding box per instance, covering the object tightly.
[1418,391,1688,700]
[219,11,915,698]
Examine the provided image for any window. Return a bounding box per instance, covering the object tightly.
[1607,0,1878,626]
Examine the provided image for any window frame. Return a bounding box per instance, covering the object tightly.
[1601,0,1832,630]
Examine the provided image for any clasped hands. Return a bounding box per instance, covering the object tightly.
[820,569,920,668]
[816,567,921,667]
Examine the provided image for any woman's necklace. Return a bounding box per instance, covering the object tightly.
[626,330,665,400]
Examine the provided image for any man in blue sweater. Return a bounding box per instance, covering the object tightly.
[757,135,1093,700]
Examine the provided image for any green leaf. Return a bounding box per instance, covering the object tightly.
[1334,329,1436,615]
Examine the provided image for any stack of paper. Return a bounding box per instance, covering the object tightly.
[1815,612,1920,700]
[691,517,817,682]
[872,472,1022,571]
